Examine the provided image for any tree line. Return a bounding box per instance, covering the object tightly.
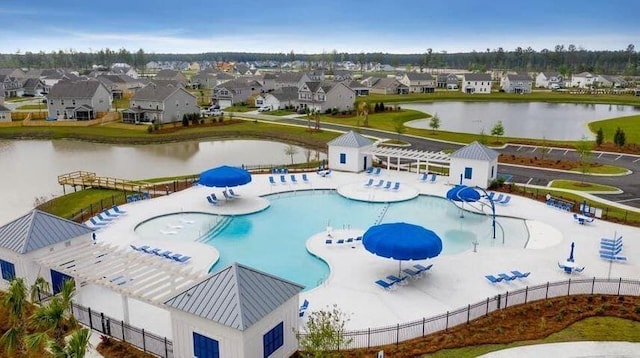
[0,44,637,75]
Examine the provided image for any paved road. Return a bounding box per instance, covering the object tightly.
[244,113,640,208]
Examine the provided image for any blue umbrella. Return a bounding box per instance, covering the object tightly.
[446,185,481,202]
[568,242,575,262]
[198,165,251,188]
[363,222,442,275]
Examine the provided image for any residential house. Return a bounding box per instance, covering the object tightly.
[400,72,435,93]
[26,69,82,88]
[535,72,565,88]
[500,73,533,93]
[187,62,201,71]
[145,61,161,70]
[345,80,370,96]
[154,69,188,86]
[110,65,139,79]
[0,102,10,123]
[597,75,627,88]
[211,79,263,108]
[273,72,311,90]
[22,78,48,97]
[0,75,24,97]
[260,73,277,92]
[47,80,111,120]
[297,81,355,112]
[123,84,199,124]
[635,87,640,96]
[190,71,234,89]
[364,77,408,95]
[256,87,299,110]
[306,70,325,81]
[461,73,492,94]
[0,68,26,79]
[436,73,459,89]
[332,70,353,82]
[165,263,302,358]
[96,75,145,99]
[570,72,596,88]
[234,63,252,76]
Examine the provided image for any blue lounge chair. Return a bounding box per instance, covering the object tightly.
[280,175,287,184]
[172,255,191,263]
[140,246,156,254]
[373,167,381,175]
[392,182,400,191]
[573,266,586,272]
[138,245,150,252]
[486,192,495,200]
[88,218,108,227]
[302,173,310,183]
[402,268,422,278]
[269,176,276,185]
[493,193,505,203]
[383,181,392,190]
[222,190,235,200]
[112,206,127,214]
[386,275,408,285]
[354,236,362,241]
[375,279,395,291]
[485,275,503,283]
[148,248,162,255]
[207,196,219,206]
[104,209,119,218]
[130,245,141,251]
[365,167,374,175]
[510,271,530,278]
[413,264,433,273]
[325,239,332,244]
[162,251,175,259]
[600,254,627,261]
[299,299,309,317]
[498,273,516,281]
[373,179,385,189]
[336,239,344,244]
[96,213,114,222]
[157,250,172,257]
[364,178,374,187]
[429,174,437,183]
[346,238,354,243]
[290,175,298,184]
[498,196,511,205]
[228,188,240,197]
[419,172,429,181]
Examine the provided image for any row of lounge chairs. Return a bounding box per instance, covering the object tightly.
[573,213,595,225]
[485,271,530,283]
[365,167,382,175]
[325,237,362,245]
[485,192,512,205]
[546,198,574,211]
[271,168,288,174]
[364,179,400,191]
[600,236,626,261]
[206,190,240,205]
[375,264,433,291]
[317,169,332,177]
[85,206,127,229]
[126,192,151,203]
[130,244,191,263]
[419,173,437,183]
[269,174,311,185]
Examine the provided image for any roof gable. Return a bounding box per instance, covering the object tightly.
[450,141,499,161]
[0,210,94,254]
[164,263,303,331]
[327,130,374,148]
[48,80,105,99]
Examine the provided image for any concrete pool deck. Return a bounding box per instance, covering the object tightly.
[91,169,640,334]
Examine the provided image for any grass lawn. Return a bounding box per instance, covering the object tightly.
[318,109,427,133]
[267,109,296,116]
[424,317,640,358]
[589,114,640,144]
[549,179,620,192]
[572,164,628,175]
[38,188,125,219]
[226,105,253,112]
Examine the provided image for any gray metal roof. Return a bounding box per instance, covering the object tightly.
[463,73,492,81]
[505,73,532,81]
[327,130,374,148]
[0,210,95,254]
[450,141,499,161]
[269,86,299,102]
[405,72,434,81]
[134,84,182,101]
[164,263,303,331]
[48,80,104,99]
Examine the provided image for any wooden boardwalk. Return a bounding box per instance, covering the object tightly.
[58,171,150,193]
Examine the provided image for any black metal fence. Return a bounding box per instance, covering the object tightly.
[71,302,173,357]
[328,277,640,349]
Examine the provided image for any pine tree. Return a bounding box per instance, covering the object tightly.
[595,128,604,147]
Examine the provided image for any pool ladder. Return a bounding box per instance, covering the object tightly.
[198,216,232,242]
[374,203,390,225]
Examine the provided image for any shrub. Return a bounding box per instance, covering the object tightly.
[146,125,153,133]
[634,305,640,314]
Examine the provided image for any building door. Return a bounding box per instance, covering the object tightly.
[50,270,73,295]
[193,332,220,358]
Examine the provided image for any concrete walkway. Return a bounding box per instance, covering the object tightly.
[479,341,640,358]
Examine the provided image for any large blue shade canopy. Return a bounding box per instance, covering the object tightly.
[198,165,252,188]
[363,222,443,261]
[446,185,481,202]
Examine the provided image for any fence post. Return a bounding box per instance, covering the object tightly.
[88,307,93,330]
[165,337,169,358]
[122,320,126,342]
[525,286,528,303]
[466,304,471,324]
[445,311,449,331]
[545,282,549,299]
[367,328,370,348]
[567,279,571,295]
[591,277,595,294]
[89,204,93,216]
[396,323,400,346]
[505,292,509,307]
[485,298,489,316]
[422,317,425,337]
[618,277,622,296]
[142,329,147,352]
[100,312,106,334]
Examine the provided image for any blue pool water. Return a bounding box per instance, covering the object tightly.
[201,190,529,291]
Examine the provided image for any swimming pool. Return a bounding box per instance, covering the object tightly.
[200,190,529,290]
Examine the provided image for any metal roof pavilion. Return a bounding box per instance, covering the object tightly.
[364,146,451,172]
[37,241,208,304]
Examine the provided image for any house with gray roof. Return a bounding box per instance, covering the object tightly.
[96,74,144,99]
[345,80,370,96]
[256,86,299,110]
[332,70,353,82]
[47,80,111,120]
[0,68,26,79]
[327,130,375,172]
[165,263,303,358]
[570,72,596,88]
[436,73,459,90]
[190,70,234,89]
[297,81,355,113]
[0,209,94,294]
[535,72,565,88]
[400,72,436,93]
[154,69,188,86]
[273,71,311,90]
[449,141,499,189]
[0,74,24,97]
[597,75,627,88]
[211,79,263,108]
[461,73,492,94]
[500,73,532,93]
[124,83,198,124]
[22,78,48,97]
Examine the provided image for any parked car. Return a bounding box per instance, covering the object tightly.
[201,107,224,116]
[257,105,272,112]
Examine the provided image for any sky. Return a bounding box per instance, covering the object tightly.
[1,0,638,54]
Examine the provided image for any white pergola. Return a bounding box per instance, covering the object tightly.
[37,242,208,305]
[364,146,451,173]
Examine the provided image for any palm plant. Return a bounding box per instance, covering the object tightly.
[1,278,29,356]
[284,144,299,165]
[30,276,51,303]
[29,279,77,348]
[48,328,90,358]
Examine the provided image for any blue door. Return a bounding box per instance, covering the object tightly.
[0,259,15,281]
[50,270,72,295]
[193,332,219,358]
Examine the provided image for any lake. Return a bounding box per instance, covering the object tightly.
[0,139,325,224]
[403,102,640,140]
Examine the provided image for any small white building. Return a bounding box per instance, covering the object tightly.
[165,263,303,358]
[449,141,499,189]
[327,131,375,173]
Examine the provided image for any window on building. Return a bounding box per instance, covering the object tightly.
[72,100,76,105]
[491,166,495,178]
[61,100,64,105]
[263,322,284,358]
[0,259,15,281]
[464,167,473,179]
[193,332,219,358]
[339,153,346,164]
